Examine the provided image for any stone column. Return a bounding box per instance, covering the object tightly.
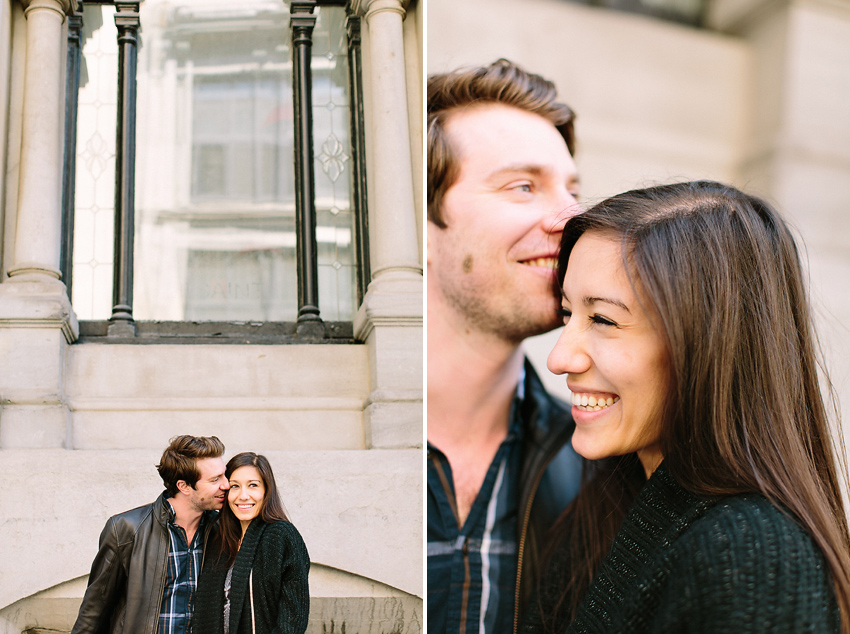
[351,0,420,282]
[0,0,79,449]
[9,0,75,283]
[349,0,422,449]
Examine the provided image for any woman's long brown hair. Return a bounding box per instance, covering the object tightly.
[219,452,291,567]
[545,181,850,631]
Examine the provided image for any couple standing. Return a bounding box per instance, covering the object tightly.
[427,60,850,633]
[71,435,309,634]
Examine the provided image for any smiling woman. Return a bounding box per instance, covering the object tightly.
[523,181,850,634]
[193,453,310,634]
[548,232,667,479]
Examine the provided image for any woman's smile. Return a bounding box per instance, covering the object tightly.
[570,391,620,411]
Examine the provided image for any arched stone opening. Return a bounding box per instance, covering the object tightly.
[0,565,421,634]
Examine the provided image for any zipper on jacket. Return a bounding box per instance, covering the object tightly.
[153,554,167,634]
[512,464,547,634]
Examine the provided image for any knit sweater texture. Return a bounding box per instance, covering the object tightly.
[523,463,840,633]
[193,519,310,634]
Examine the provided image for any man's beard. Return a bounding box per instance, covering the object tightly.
[442,279,560,343]
[191,493,222,513]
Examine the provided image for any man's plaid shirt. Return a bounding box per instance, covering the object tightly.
[158,499,211,634]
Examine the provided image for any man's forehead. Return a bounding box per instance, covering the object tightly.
[197,456,225,477]
[446,103,578,182]
[445,102,566,144]
[445,103,573,173]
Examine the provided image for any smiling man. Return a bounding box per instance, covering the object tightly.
[72,435,229,634]
[427,60,584,634]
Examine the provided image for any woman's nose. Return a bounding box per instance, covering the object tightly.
[547,322,591,376]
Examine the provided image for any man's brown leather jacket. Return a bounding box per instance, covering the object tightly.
[71,493,217,634]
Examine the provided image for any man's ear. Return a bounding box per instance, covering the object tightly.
[175,480,193,496]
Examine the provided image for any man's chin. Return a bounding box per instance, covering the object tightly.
[510,303,563,339]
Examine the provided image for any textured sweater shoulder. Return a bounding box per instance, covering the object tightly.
[525,463,839,634]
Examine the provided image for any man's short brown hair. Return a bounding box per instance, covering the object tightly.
[156,435,225,497]
[427,59,576,228]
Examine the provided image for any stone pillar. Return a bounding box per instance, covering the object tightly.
[9,0,75,283]
[349,0,422,449]
[0,0,79,449]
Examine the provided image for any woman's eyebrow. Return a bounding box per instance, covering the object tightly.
[584,295,631,313]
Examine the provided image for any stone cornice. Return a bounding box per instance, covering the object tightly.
[20,0,77,17]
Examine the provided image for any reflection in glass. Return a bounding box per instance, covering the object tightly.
[72,5,117,320]
[72,0,357,322]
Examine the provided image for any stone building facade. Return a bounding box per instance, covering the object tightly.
[0,0,423,633]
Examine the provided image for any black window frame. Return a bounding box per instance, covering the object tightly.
[62,0,370,343]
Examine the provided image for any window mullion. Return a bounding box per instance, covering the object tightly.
[108,0,142,336]
[61,4,84,298]
[344,13,370,305]
[290,0,324,338]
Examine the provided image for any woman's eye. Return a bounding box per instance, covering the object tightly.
[591,314,616,327]
[556,307,571,323]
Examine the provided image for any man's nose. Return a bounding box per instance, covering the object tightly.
[543,191,581,234]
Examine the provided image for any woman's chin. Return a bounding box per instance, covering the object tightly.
[570,435,609,462]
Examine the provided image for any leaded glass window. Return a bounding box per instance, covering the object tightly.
[68,0,362,328]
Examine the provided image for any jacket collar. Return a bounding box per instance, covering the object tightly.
[519,358,572,443]
[155,491,218,532]
[153,491,171,529]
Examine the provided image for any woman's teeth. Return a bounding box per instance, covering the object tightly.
[571,393,619,411]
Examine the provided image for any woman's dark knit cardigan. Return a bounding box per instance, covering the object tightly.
[523,462,840,633]
[193,519,310,634]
